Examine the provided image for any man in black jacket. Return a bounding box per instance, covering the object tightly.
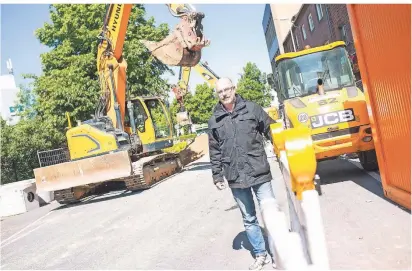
[208,77,277,270]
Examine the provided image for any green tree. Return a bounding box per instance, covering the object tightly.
[185,83,217,124]
[16,76,38,119]
[1,117,56,184]
[236,62,271,107]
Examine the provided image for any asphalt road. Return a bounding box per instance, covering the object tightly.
[1,155,410,270]
[317,158,411,270]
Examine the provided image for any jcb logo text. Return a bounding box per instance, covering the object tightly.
[311,109,355,129]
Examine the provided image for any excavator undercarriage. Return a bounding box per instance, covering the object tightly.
[36,148,184,204]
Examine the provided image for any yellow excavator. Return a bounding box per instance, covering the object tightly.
[272,41,378,172]
[171,61,220,126]
[33,4,210,204]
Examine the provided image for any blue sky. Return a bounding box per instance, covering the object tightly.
[1,4,272,99]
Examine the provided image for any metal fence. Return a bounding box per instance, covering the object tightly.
[37,148,70,167]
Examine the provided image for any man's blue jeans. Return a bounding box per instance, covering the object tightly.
[231,181,275,257]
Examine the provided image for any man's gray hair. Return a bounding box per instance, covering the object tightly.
[216,77,234,90]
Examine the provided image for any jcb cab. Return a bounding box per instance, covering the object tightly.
[274,41,378,171]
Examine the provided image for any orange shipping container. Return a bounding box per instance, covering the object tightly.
[347,4,411,210]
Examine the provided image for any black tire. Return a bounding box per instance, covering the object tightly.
[359,150,379,171]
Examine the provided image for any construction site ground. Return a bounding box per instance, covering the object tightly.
[1,151,410,269]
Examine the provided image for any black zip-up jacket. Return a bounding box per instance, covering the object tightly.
[207,94,275,189]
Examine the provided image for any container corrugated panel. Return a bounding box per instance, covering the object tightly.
[347,4,411,209]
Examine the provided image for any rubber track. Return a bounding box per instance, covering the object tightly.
[123,152,181,191]
[54,188,81,205]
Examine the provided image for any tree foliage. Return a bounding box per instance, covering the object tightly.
[1,117,56,184]
[185,83,217,124]
[236,62,271,108]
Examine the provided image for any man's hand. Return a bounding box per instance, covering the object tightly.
[215,181,226,190]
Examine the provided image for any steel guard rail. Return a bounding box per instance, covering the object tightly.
[260,122,330,270]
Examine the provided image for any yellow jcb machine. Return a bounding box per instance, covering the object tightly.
[34,4,210,204]
[271,41,378,186]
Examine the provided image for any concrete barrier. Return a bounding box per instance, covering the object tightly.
[0,179,40,217]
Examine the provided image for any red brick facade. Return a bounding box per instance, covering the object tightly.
[283,4,361,82]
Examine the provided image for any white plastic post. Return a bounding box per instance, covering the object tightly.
[260,198,309,270]
[301,190,330,270]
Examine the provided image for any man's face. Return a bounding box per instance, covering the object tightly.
[216,80,236,105]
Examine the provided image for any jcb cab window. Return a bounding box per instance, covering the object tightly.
[278,47,355,98]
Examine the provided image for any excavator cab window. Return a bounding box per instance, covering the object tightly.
[132,100,148,133]
[144,99,172,139]
[125,100,149,133]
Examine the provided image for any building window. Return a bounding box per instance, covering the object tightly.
[316,4,324,21]
[308,13,315,31]
[264,14,277,50]
[340,24,348,42]
[295,32,299,49]
[301,25,307,40]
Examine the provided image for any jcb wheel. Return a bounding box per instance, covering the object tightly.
[359,150,379,171]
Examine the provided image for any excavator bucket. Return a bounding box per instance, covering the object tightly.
[142,12,210,67]
[179,133,209,167]
[171,85,191,126]
[176,111,192,126]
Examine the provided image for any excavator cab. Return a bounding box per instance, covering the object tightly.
[142,4,210,67]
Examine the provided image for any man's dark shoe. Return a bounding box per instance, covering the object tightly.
[249,253,270,270]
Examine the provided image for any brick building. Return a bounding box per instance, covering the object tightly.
[283,4,361,82]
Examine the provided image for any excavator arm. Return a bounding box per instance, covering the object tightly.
[172,61,220,126]
[96,3,210,130]
[193,61,221,88]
